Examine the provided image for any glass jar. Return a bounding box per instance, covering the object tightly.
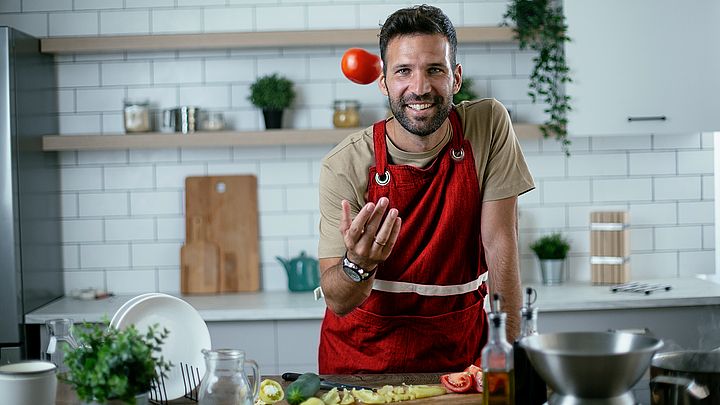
[333,100,360,128]
[198,349,259,405]
[44,318,78,374]
[123,99,151,133]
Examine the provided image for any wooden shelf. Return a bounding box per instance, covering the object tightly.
[42,125,541,151]
[40,26,515,54]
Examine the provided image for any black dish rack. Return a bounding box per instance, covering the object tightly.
[149,362,201,404]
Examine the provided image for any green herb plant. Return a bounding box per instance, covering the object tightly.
[63,322,171,404]
[504,0,572,155]
[530,232,570,260]
[453,77,478,104]
[248,73,296,111]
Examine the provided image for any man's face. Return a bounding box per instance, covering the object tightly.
[379,34,461,137]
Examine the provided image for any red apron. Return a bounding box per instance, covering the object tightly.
[319,109,488,374]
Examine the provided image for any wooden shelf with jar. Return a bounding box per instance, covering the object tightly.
[42,125,542,151]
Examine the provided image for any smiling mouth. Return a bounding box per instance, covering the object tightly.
[406,103,434,111]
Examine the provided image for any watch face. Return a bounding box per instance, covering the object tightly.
[343,265,362,282]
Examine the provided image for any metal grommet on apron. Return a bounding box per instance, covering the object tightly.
[451,148,465,161]
[375,170,391,186]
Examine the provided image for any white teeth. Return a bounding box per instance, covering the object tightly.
[407,103,432,111]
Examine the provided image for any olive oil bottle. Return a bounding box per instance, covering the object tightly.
[482,293,515,405]
[514,287,547,405]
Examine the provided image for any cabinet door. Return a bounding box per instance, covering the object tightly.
[564,0,720,136]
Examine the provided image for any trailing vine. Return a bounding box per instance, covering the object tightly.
[504,0,572,155]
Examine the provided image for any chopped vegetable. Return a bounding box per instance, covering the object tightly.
[440,371,474,393]
[351,388,385,404]
[339,388,354,405]
[407,384,447,399]
[321,387,340,405]
[258,379,284,404]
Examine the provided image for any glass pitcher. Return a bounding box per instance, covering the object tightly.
[44,318,78,374]
[198,349,259,405]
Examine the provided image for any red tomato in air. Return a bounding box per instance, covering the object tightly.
[341,48,382,85]
[440,372,474,393]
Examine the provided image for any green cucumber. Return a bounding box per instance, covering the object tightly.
[286,372,322,405]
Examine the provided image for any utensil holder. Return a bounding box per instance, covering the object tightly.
[590,211,630,285]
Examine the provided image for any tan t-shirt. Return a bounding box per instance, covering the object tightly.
[318,98,535,258]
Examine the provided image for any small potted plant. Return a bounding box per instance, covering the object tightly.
[530,232,570,285]
[248,73,296,129]
[63,322,171,405]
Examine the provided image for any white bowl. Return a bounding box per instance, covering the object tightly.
[0,361,57,405]
[115,293,211,400]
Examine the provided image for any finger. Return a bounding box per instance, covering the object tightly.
[372,208,398,250]
[383,216,402,254]
[339,200,352,235]
[345,201,375,244]
[361,197,390,243]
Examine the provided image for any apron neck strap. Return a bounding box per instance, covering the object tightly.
[372,107,464,174]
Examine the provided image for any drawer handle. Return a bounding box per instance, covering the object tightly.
[627,115,667,122]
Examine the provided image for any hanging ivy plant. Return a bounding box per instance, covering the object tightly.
[504,0,572,156]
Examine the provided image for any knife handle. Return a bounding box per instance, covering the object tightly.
[282,372,302,381]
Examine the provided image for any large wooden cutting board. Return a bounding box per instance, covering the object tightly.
[182,175,260,293]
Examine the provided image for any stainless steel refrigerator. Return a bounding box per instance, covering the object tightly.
[0,26,63,363]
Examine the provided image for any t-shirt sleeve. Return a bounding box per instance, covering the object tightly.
[318,160,359,259]
[481,101,535,201]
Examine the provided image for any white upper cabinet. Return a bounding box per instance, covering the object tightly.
[564,0,720,136]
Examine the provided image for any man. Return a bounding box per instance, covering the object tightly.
[317,5,535,374]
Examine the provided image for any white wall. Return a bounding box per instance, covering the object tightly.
[0,0,713,294]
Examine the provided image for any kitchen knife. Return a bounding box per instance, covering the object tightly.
[281,372,373,391]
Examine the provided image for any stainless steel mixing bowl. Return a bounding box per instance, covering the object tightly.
[520,332,663,404]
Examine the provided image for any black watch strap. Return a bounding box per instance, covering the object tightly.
[342,253,376,282]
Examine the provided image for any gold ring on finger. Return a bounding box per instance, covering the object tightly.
[374,239,387,247]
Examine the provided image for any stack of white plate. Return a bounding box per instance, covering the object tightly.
[110,293,211,400]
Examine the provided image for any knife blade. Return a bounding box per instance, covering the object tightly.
[281,372,373,391]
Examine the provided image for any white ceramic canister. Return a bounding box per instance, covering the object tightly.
[0,361,57,405]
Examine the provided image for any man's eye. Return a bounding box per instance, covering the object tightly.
[396,68,410,75]
[429,68,443,74]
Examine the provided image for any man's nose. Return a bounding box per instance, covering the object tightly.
[409,72,431,95]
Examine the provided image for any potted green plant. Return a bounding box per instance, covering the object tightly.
[453,77,478,104]
[248,73,296,129]
[62,322,171,405]
[530,232,570,285]
[504,0,573,155]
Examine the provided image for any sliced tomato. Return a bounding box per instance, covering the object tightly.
[464,364,483,393]
[440,372,474,393]
[464,364,481,375]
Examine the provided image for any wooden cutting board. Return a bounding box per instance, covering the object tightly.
[181,216,221,294]
[182,175,260,293]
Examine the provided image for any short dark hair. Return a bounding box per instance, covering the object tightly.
[378,5,458,74]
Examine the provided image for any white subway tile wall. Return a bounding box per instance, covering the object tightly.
[2,1,714,293]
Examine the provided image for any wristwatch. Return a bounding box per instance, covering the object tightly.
[342,253,376,282]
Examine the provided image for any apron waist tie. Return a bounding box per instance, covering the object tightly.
[372,272,488,296]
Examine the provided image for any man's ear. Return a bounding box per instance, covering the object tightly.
[379,74,389,96]
[453,64,463,94]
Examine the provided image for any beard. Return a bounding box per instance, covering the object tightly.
[388,92,452,137]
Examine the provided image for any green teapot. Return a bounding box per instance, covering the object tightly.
[276,251,320,292]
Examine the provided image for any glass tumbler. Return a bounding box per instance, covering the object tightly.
[44,318,78,374]
[198,349,259,405]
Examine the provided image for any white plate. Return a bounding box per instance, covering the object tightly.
[109,293,160,328]
[115,294,211,400]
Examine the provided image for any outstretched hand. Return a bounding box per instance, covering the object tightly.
[340,197,402,271]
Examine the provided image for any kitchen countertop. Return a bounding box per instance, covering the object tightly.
[56,374,478,405]
[27,276,720,324]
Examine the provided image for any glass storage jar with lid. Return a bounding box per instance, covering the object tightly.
[333,100,360,128]
[123,99,151,133]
